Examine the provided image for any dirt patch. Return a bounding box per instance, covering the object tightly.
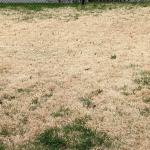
[0,7,150,150]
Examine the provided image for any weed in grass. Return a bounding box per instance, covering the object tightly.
[0,65,9,74]
[111,54,117,60]
[140,107,150,117]
[132,85,142,94]
[41,92,53,102]
[2,94,15,101]
[89,89,103,97]
[128,63,139,69]
[17,88,31,93]
[122,91,130,96]
[51,107,71,118]
[134,71,150,88]
[30,97,40,111]
[43,92,53,98]
[21,115,28,125]
[0,141,5,150]
[120,85,130,96]
[80,97,93,108]
[74,13,80,20]
[30,93,53,111]
[37,117,112,150]
[32,97,39,105]
[143,97,150,104]
[0,127,10,137]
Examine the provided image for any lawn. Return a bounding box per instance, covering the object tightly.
[0,3,150,150]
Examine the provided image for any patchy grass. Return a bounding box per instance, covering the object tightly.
[0,66,9,74]
[120,85,130,96]
[1,94,15,101]
[17,88,32,93]
[0,127,10,137]
[36,117,112,150]
[140,107,150,117]
[51,107,71,118]
[134,71,150,88]
[0,142,6,150]
[80,97,94,108]
[128,63,139,69]
[40,92,53,102]
[42,92,53,98]
[29,92,53,111]
[143,97,150,104]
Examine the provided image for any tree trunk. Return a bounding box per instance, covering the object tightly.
[81,0,85,5]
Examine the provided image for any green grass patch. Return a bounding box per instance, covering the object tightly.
[0,142,6,150]
[0,3,79,11]
[36,117,112,150]
[0,2,150,12]
[80,97,94,108]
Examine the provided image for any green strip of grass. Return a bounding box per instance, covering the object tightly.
[0,2,150,12]
[0,3,79,11]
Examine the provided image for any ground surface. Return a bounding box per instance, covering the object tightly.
[0,6,150,150]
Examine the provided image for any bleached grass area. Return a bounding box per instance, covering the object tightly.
[0,4,150,150]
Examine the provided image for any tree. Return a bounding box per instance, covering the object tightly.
[81,0,85,5]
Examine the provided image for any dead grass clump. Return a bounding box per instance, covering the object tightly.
[0,65,9,74]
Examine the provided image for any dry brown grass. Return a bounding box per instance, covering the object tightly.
[0,6,150,150]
